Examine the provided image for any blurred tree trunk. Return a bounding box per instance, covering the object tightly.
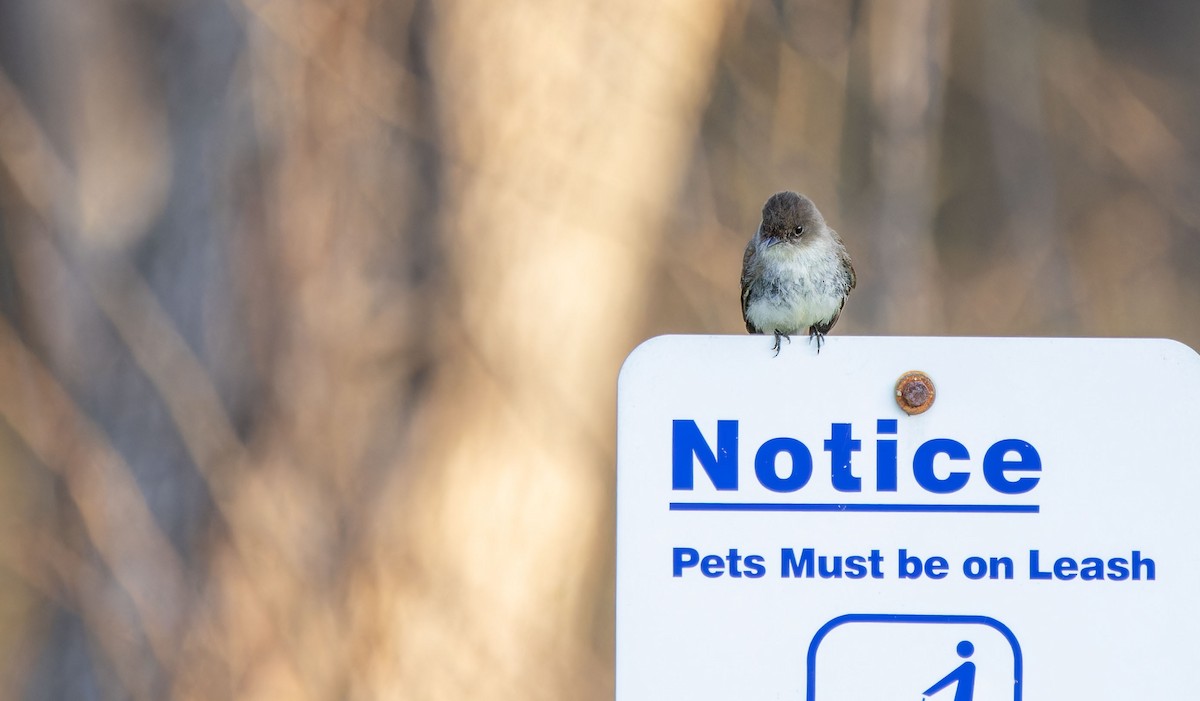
[971,0,1076,332]
[856,0,949,333]
[376,2,728,698]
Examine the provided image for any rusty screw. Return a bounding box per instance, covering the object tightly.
[895,371,935,415]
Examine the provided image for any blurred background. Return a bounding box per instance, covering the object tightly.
[1,0,1199,698]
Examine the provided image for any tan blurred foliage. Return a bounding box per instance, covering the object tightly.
[2,0,1200,699]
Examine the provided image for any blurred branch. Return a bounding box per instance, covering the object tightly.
[71,250,246,500]
[237,0,431,139]
[1042,20,1200,232]
[0,526,164,701]
[0,69,59,217]
[0,315,187,684]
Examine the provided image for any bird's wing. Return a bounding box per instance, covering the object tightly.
[740,237,759,333]
[831,227,856,293]
[820,297,845,335]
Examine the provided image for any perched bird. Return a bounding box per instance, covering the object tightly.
[740,191,855,353]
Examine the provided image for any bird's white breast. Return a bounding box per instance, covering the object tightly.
[744,238,845,334]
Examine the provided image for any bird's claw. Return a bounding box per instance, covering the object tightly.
[772,331,791,356]
[808,328,825,353]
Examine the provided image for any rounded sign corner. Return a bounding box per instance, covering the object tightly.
[618,335,677,389]
[1151,337,1200,364]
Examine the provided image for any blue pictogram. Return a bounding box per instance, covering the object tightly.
[922,640,977,700]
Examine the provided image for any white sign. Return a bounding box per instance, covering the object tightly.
[616,336,1200,699]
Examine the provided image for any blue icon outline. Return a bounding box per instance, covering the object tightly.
[805,613,1022,700]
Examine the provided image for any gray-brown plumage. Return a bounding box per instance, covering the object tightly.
[740,191,855,353]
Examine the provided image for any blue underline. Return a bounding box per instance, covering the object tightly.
[669,502,1039,514]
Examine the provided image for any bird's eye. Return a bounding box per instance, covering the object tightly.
[795,225,805,235]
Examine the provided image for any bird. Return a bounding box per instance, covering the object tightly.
[740,191,855,354]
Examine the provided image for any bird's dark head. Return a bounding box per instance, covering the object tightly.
[760,191,825,244]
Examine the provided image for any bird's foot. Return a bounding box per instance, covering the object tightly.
[772,331,792,356]
[809,328,826,353]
